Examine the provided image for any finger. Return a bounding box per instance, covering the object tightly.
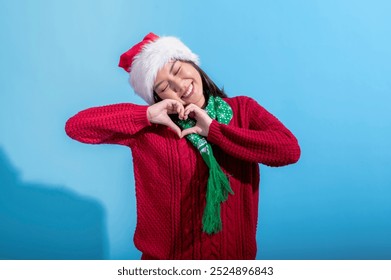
[184,105,197,119]
[184,103,202,112]
[164,99,175,112]
[184,103,197,112]
[166,100,184,119]
[176,103,185,120]
[181,126,202,138]
[167,101,178,114]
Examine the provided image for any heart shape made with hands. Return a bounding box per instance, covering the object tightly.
[147,99,212,138]
[179,104,213,138]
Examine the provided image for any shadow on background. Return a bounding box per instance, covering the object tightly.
[0,147,108,259]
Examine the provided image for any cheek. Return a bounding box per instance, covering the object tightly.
[157,90,181,101]
[195,77,203,94]
[157,93,170,101]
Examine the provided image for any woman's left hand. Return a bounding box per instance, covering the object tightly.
[181,104,213,138]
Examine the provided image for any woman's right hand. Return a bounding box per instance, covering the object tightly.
[147,99,185,137]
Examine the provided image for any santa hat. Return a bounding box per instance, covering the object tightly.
[119,32,199,104]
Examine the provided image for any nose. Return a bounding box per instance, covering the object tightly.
[169,77,186,94]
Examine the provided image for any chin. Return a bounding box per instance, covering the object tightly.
[191,94,203,106]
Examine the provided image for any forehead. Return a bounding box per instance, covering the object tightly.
[155,60,177,82]
[160,60,176,73]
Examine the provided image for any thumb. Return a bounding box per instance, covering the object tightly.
[181,126,202,138]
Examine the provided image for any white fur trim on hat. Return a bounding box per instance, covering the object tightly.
[129,36,199,105]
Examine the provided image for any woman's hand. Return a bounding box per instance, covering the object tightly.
[181,104,213,138]
[147,99,185,137]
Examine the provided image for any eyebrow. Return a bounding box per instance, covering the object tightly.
[153,61,178,91]
[169,60,177,74]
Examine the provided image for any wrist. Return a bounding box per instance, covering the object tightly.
[130,105,152,127]
[146,106,152,122]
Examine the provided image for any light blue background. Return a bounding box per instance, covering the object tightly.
[1,0,390,259]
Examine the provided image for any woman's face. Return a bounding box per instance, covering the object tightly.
[153,60,205,108]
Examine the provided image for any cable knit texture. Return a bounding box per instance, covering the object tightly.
[65,96,300,259]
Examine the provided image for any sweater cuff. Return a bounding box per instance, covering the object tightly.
[131,105,151,129]
[207,120,222,144]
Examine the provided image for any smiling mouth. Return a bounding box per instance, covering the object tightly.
[181,83,193,99]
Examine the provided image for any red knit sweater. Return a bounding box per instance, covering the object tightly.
[65,96,300,259]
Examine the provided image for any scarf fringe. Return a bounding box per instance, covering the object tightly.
[201,148,234,234]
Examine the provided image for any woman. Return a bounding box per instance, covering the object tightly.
[65,32,301,259]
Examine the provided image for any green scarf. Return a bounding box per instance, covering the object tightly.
[176,96,234,234]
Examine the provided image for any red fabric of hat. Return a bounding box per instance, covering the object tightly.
[118,32,159,72]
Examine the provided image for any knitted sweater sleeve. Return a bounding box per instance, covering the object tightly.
[207,96,301,167]
[65,103,150,146]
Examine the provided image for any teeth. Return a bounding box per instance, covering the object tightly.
[183,84,193,98]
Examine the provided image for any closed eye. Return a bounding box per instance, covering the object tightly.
[161,84,168,92]
[158,83,169,93]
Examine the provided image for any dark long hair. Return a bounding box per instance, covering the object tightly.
[153,60,227,104]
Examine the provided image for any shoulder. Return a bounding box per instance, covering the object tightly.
[222,95,262,111]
